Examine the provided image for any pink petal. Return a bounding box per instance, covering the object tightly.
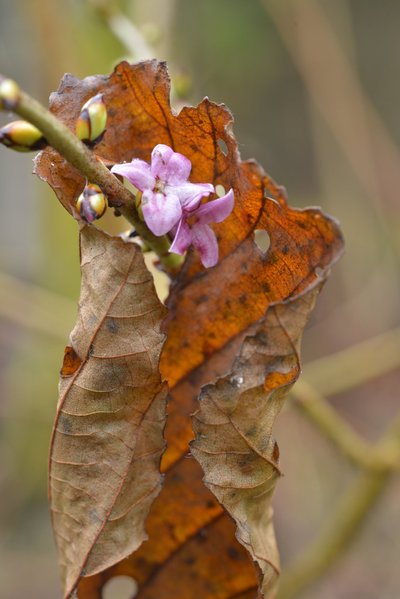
[170,182,214,209]
[169,218,192,255]
[195,188,234,224]
[163,152,192,185]
[151,144,191,185]
[111,159,155,191]
[142,191,182,236]
[192,223,219,268]
[150,144,174,180]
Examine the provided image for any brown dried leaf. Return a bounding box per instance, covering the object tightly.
[34,61,344,598]
[191,289,320,597]
[50,226,167,597]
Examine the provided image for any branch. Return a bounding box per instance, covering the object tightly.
[88,1,155,60]
[277,413,400,599]
[0,78,183,273]
[264,0,400,217]
[303,326,400,398]
[292,379,400,472]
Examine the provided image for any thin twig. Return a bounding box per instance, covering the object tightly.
[277,414,400,599]
[292,379,400,472]
[90,2,154,61]
[303,326,400,397]
[1,81,182,272]
[264,0,400,215]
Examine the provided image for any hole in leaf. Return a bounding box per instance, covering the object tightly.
[217,138,228,156]
[315,266,324,278]
[103,576,138,599]
[215,184,226,197]
[264,188,280,205]
[254,229,270,255]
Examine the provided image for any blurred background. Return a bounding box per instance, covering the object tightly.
[0,1,399,598]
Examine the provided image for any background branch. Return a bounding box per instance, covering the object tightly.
[292,380,400,472]
[277,413,400,599]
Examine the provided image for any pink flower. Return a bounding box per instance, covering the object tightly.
[111,144,234,268]
[169,189,234,268]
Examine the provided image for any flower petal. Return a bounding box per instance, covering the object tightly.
[163,152,192,185]
[169,218,192,255]
[192,223,219,268]
[195,188,234,224]
[150,144,174,180]
[142,191,182,236]
[170,182,214,209]
[151,143,192,185]
[111,159,155,191]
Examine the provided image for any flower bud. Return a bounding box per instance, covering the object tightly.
[76,183,107,222]
[76,93,107,145]
[0,120,47,152]
[0,77,20,110]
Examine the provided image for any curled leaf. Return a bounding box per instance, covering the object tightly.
[50,226,167,597]
[35,61,344,598]
[191,290,320,596]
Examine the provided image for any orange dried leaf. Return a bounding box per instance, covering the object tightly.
[60,346,82,377]
[50,226,167,597]
[35,61,344,598]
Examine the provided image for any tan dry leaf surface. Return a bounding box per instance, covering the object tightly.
[191,289,320,597]
[50,226,167,598]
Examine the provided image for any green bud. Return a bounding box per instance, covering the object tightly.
[76,93,107,145]
[0,77,21,110]
[76,183,107,222]
[0,120,47,152]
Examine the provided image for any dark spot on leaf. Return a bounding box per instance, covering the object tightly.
[194,294,208,305]
[262,282,271,293]
[198,528,208,541]
[255,330,268,344]
[246,426,257,437]
[282,245,289,255]
[58,414,72,433]
[227,546,240,561]
[239,294,247,305]
[107,318,119,333]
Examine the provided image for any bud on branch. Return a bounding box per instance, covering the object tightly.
[0,120,47,152]
[76,93,107,145]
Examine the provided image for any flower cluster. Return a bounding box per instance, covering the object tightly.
[111,144,234,268]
